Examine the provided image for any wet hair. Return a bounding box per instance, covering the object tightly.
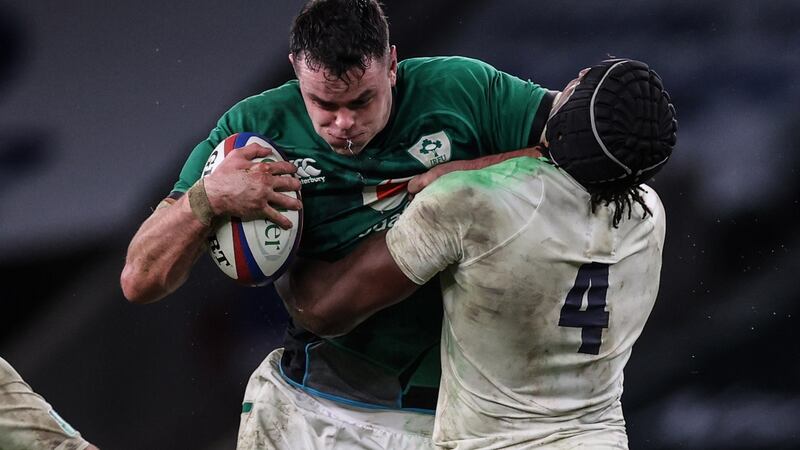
[290,0,390,82]
[545,58,677,227]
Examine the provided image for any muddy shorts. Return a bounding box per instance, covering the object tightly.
[237,348,435,450]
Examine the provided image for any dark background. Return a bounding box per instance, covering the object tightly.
[1,1,798,448]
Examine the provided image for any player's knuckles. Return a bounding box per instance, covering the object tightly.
[240,143,272,158]
[268,161,297,174]
[218,158,250,172]
[249,161,270,172]
[408,178,423,194]
[270,193,302,210]
[246,171,273,186]
[273,177,301,191]
[263,174,299,192]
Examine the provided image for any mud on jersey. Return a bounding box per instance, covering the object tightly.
[387,157,665,446]
[172,56,552,410]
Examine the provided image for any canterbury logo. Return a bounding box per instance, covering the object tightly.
[291,158,326,185]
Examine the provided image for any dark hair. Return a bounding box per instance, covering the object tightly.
[290,0,390,82]
[545,58,677,227]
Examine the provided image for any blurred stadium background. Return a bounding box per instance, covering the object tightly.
[1,1,798,448]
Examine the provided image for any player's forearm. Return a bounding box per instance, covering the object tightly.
[460,147,542,170]
[276,257,352,337]
[409,147,543,193]
[276,231,419,337]
[120,195,210,304]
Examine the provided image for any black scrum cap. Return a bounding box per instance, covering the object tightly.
[545,59,677,193]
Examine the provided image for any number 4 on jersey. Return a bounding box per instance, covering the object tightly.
[558,262,610,355]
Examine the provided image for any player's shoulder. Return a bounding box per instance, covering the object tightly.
[216,79,307,135]
[639,183,666,228]
[230,79,301,113]
[400,55,495,72]
[399,56,499,86]
[613,183,666,247]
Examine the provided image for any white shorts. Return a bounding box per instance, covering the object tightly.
[237,348,435,450]
[0,357,90,450]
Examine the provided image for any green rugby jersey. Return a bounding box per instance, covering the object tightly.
[172,56,552,411]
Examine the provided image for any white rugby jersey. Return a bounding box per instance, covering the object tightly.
[386,156,665,449]
[0,357,91,450]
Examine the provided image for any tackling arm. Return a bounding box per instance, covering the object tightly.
[275,230,420,338]
[408,147,543,194]
[278,150,536,336]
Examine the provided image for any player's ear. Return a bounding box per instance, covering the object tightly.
[388,45,398,86]
[289,53,302,78]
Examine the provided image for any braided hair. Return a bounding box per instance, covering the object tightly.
[545,59,677,227]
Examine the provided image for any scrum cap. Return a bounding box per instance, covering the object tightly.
[545,58,677,193]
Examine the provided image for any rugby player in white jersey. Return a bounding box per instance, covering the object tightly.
[0,357,98,450]
[277,58,677,449]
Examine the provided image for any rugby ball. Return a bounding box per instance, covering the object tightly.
[202,132,302,286]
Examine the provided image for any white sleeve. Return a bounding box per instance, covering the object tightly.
[386,189,464,285]
[0,357,91,450]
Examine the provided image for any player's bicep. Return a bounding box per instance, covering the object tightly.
[348,233,421,313]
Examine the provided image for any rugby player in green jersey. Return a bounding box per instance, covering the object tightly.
[121,0,556,447]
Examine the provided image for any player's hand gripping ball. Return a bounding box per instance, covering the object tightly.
[202,133,302,286]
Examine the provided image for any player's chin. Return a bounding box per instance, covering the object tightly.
[329,140,366,155]
[328,131,367,147]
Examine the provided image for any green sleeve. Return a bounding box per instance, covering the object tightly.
[171,122,232,194]
[171,91,276,194]
[473,60,548,152]
[441,57,549,153]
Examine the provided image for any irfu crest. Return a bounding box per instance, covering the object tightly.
[407,131,452,168]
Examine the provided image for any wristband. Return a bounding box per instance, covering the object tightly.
[187,179,215,226]
[155,198,175,210]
